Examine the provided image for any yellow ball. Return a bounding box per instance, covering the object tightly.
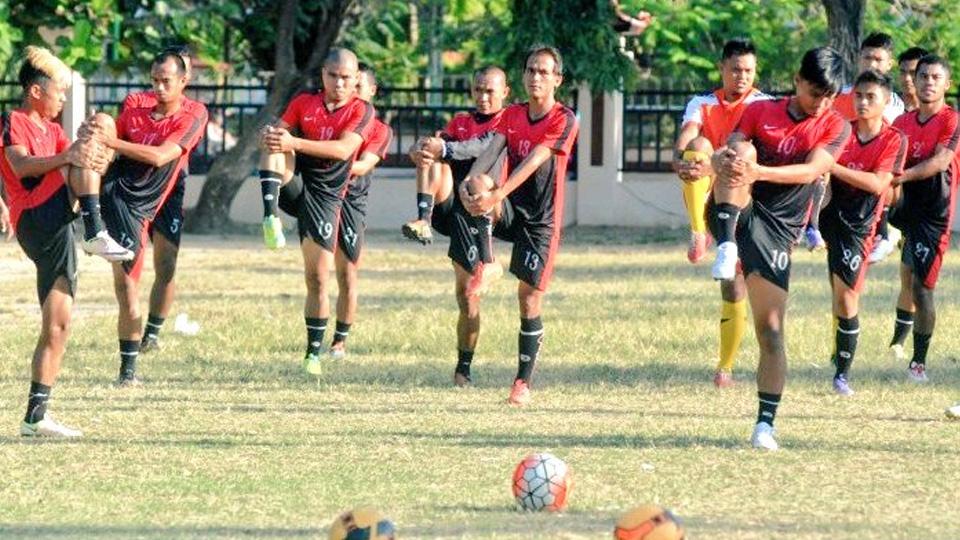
[613,505,685,540]
[328,507,396,540]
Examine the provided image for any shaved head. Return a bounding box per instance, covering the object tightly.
[324,48,359,71]
[474,66,507,85]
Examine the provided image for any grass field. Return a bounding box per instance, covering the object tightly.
[0,229,958,539]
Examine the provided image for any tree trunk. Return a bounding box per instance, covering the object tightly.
[821,0,866,82]
[187,0,358,232]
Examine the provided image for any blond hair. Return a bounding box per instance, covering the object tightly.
[22,46,72,88]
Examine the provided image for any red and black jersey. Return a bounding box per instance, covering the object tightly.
[0,110,70,230]
[497,102,579,228]
[348,118,392,198]
[281,91,375,197]
[735,98,850,230]
[893,106,960,227]
[110,99,207,220]
[441,110,504,182]
[122,91,207,151]
[829,122,907,234]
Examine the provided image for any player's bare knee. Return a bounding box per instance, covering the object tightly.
[755,324,784,356]
[91,112,117,139]
[686,136,714,155]
[728,140,757,162]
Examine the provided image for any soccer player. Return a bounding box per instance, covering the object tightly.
[257,48,374,375]
[401,66,509,250]
[328,63,392,359]
[811,33,906,254]
[120,45,208,352]
[887,55,960,383]
[403,66,510,386]
[458,45,579,405]
[708,47,850,450]
[78,50,207,386]
[675,39,768,264]
[0,46,113,437]
[867,46,931,263]
[674,39,769,387]
[819,70,907,396]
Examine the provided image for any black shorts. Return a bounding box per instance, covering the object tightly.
[338,185,367,263]
[15,186,78,305]
[278,175,343,252]
[101,179,149,279]
[708,198,795,291]
[820,211,873,291]
[493,198,560,291]
[900,218,951,289]
[148,174,185,247]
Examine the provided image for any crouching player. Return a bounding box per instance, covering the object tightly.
[820,70,907,396]
[459,45,578,405]
[329,63,393,358]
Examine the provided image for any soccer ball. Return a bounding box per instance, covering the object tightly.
[328,507,396,540]
[511,452,571,512]
[613,505,685,540]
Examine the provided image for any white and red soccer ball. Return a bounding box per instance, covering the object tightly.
[511,452,571,512]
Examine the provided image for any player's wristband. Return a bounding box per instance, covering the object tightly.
[442,142,452,161]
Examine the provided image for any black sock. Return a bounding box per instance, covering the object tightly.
[456,349,474,380]
[24,381,52,424]
[260,170,283,218]
[417,193,434,221]
[331,321,351,346]
[890,308,914,347]
[78,194,104,241]
[712,203,740,245]
[473,215,494,264]
[305,317,327,356]
[757,391,781,426]
[911,332,932,366]
[143,314,165,341]
[516,317,544,384]
[833,315,860,378]
[877,206,890,239]
[119,339,140,379]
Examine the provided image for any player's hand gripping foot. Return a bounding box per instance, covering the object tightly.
[401,219,433,245]
[750,421,778,451]
[507,379,531,406]
[140,335,160,354]
[832,375,854,397]
[20,414,83,438]
[945,403,960,420]
[867,235,896,263]
[804,226,826,251]
[713,370,734,389]
[465,261,503,297]
[81,230,135,262]
[687,232,709,264]
[303,353,323,376]
[907,361,928,383]
[329,342,346,360]
[711,242,738,281]
[262,215,286,249]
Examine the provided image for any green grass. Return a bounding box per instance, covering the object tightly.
[0,230,958,539]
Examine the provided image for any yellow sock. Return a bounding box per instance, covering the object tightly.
[681,150,711,234]
[718,299,747,372]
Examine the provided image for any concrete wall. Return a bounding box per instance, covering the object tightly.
[181,170,579,230]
